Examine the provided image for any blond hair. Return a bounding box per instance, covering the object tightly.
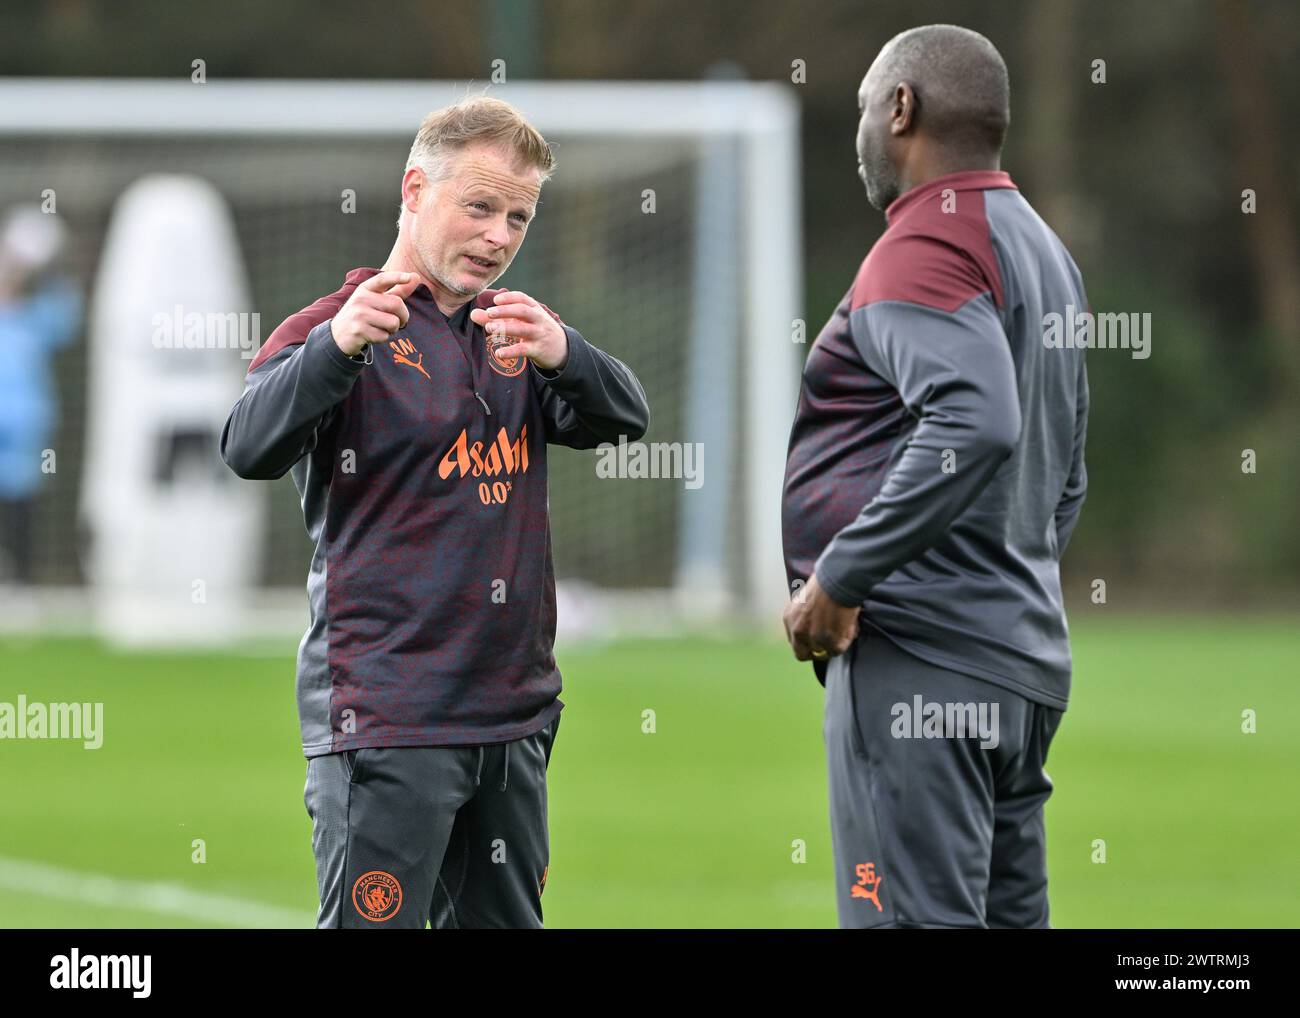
[405,95,556,190]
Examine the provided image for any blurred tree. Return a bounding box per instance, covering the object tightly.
[4,0,1296,597]
[1213,0,1300,400]
[1021,0,1094,260]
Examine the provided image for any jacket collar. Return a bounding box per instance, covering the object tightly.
[884,170,1017,226]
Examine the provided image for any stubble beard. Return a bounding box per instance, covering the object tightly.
[863,148,899,212]
[423,242,485,301]
[858,124,899,212]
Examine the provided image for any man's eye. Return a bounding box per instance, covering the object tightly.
[471,202,488,212]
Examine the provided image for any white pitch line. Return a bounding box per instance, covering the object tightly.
[0,854,313,928]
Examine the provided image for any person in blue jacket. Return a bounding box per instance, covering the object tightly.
[0,204,82,585]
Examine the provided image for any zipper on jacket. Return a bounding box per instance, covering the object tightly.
[438,296,491,417]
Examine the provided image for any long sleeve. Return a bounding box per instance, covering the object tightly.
[26,280,82,352]
[220,319,368,480]
[530,325,649,449]
[1054,358,1089,555]
[813,292,1021,606]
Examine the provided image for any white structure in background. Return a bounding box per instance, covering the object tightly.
[80,174,262,646]
[1,78,801,636]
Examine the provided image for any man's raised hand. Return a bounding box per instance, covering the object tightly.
[331,271,422,358]
[469,290,569,372]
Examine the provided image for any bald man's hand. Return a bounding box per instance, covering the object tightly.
[330,271,422,358]
[783,572,860,661]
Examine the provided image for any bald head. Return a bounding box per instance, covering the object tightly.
[856,25,1010,209]
[868,25,1009,153]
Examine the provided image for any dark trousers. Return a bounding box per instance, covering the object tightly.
[825,628,1064,928]
[304,716,560,928]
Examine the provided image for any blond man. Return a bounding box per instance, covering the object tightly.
[222,96,649,929]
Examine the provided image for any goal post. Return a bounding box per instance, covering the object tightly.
[0,77,802,638]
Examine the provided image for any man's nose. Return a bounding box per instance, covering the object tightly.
[483,216,511,249]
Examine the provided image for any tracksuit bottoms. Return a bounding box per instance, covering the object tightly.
[303,715,560,929]
[825,628,1064,929]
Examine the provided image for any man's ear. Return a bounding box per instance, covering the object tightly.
[890,82,917,137]
[400,167,426,214]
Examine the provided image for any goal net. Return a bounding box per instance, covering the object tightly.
[0,78,800,640]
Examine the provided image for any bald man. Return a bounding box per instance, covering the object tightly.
[782,25,1089,928]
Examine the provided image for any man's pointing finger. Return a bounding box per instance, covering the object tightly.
[384,276,422,300]
[359,271,413,293]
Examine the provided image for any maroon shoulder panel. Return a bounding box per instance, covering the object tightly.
[247,266,376,374]
[850,171,1013,314]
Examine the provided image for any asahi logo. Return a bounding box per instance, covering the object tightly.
[437,425,530,480]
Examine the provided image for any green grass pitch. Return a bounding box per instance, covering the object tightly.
[1,616,1296,927]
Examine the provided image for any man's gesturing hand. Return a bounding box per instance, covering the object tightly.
[331,271,422,358]
[469,290,569,372]
[783,573,861,662]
